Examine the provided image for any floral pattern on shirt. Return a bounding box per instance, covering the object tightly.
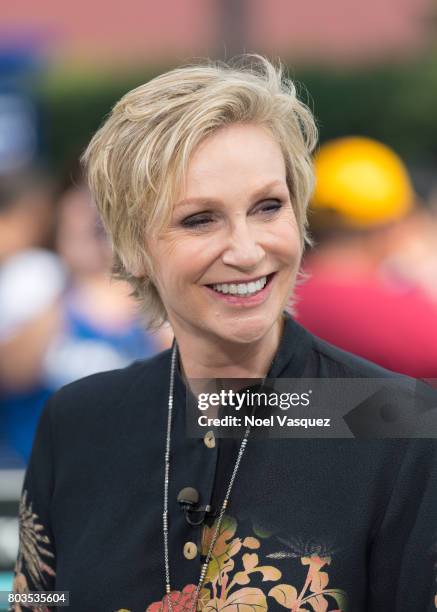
[11,489,56,612]
[117,515,348,611]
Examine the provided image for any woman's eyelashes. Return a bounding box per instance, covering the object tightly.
[181,213,215,228]
[180,199,283,229]
[259,199,283,215]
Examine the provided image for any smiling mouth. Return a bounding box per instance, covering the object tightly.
[206,273,275,297]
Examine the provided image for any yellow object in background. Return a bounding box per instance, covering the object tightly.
[311,136,414,227]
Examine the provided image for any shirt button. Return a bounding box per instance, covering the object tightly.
[204,430,216,448]
[183,541,198,560]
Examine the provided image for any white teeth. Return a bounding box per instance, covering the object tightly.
[210,275,268,296]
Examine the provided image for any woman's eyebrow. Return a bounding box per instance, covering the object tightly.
[175,180,287,209]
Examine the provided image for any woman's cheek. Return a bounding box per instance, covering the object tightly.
[266,226,300,258]
[185,235,224,264]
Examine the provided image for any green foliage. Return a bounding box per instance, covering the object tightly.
[36,55,437,175]
[37,65,163,174]
[297,56,437,160]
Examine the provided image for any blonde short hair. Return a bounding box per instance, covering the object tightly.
[82,54,318,328]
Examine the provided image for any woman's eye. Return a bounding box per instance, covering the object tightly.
[181,214,214,228]
[257,199,283,214]
[180,200,282,228]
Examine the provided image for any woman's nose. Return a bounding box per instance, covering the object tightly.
[221,222,265,269]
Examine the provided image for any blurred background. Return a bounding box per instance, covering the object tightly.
[0,0,436,593]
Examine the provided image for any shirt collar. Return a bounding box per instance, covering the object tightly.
[268,311,313,378]
[174,310,312,398]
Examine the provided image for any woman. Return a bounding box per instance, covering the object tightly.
[12,56,437,611]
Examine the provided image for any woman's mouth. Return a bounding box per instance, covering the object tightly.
[204,273,276,306]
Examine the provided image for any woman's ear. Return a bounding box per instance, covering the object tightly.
[119,249,146,278]
[126,255,156,283]
[128,265,147,279]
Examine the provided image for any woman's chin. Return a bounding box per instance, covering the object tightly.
[214,314,277,346]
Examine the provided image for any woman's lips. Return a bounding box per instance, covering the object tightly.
[203,272,276,307]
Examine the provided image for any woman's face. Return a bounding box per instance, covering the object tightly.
[147,123,302,345]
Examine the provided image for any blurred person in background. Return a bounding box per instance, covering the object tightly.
[44,168,171,390]
[0,170,64,466]
[295,136,437,379]
[0,167,171,466]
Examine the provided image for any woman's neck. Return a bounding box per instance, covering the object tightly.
[172,315,284,381]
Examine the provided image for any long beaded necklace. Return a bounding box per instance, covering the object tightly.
[163,343,261,612]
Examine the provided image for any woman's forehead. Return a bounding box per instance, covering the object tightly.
[187,123,284,171]
[177,127,287,201]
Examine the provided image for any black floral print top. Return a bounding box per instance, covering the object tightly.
[12,313,437,611]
